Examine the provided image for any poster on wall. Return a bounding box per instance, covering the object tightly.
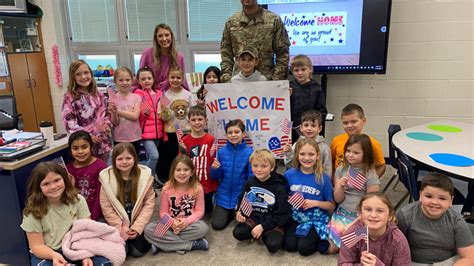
[205,80,291,158]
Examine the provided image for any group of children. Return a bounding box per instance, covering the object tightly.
[20,47,474,265]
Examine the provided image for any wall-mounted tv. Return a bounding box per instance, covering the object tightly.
[262,0,392,74]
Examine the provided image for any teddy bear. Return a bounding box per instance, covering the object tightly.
[170,99,190,120]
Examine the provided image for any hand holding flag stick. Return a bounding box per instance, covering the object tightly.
[347,167,367,190]
[239,192,253,217]
[341,224,368,249]
[288,191,305,209]
[153,213,174,238]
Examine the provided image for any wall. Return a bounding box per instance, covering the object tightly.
[324,0,473,155]
[34,0,473,156]
[29,0,69,133]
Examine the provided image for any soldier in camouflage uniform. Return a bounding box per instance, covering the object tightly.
[220,0,290,83]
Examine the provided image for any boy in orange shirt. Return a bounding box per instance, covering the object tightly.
[330,103,385,178]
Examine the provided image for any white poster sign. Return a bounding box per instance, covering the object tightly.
[205,80,291,158]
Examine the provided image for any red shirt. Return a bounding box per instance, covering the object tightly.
[182,133,218,193]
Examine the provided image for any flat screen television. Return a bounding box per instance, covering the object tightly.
[0,0,26,13]
[262,0,392,74]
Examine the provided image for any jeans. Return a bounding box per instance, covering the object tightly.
[143,139,160,176]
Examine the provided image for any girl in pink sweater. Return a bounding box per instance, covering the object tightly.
[144,155,209,254]
[338,192,411,266]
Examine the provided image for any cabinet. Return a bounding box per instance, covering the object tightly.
[8,52,55,131]
[0,15,55,132]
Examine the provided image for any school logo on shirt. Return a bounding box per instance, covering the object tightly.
[247,187,275,211]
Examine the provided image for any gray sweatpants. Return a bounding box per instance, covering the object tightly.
[144,219,209,252]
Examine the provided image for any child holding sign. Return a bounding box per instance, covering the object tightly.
[231,46,267,83]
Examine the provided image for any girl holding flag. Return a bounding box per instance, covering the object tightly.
[134,67,165,182]
[328,134,380,252]
[284,138,335,256]
[338,192,411,265]
[99,143,155,258]
[157,67,193,183]
[109,67,142,154]
[144,155,209,254]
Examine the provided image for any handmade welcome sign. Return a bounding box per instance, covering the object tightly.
[282,11,347,46]
[205,81,291,158]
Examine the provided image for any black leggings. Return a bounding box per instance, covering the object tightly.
[157,133,179,182]
[127,233,150,257]
[284,220,320,256]
[233,220,284,253]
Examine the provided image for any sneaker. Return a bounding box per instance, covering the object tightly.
[128,245,145,258]
[191,238,209,251]
[151,244,160,255]
[318,240,330,254]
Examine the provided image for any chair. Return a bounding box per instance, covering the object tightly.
[0,95,22,130]
[382,124,401,193]
[394,148,420,210]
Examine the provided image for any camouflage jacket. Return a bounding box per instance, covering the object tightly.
[220,7,290,83]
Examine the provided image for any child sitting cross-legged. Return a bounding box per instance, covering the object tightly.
[232,149,290,253]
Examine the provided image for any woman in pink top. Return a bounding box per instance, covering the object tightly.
[109,67,142,154]
[138,23,188,92]
[144,155,209,254]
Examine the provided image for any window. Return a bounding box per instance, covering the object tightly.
[187,1,241,42]
[193,53,221,73]
[78,54,117,83]
[67,0,119,43]
[63,0,241,72]
[125,0,177,42]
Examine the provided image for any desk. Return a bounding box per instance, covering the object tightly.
[0,137,69,265]
[392,120,473,182]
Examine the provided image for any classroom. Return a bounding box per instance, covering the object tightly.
[0,0,472,265]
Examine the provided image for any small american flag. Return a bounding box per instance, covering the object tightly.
[288,191,305,209]
[159,93,170,107]
[140,95,153,112]
[293,125,303,136]
[210,137,218,157]
[341,226,368,248]
[347,167,367,190]
[239,192,253,217]
[107,87,117,105]
[281,118,292,135]
[52,156,69,175]
[153,213,174,237]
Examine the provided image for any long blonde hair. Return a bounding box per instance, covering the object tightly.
[67,60,97,99]
[152,23,178,70]
[291,138,324,183]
